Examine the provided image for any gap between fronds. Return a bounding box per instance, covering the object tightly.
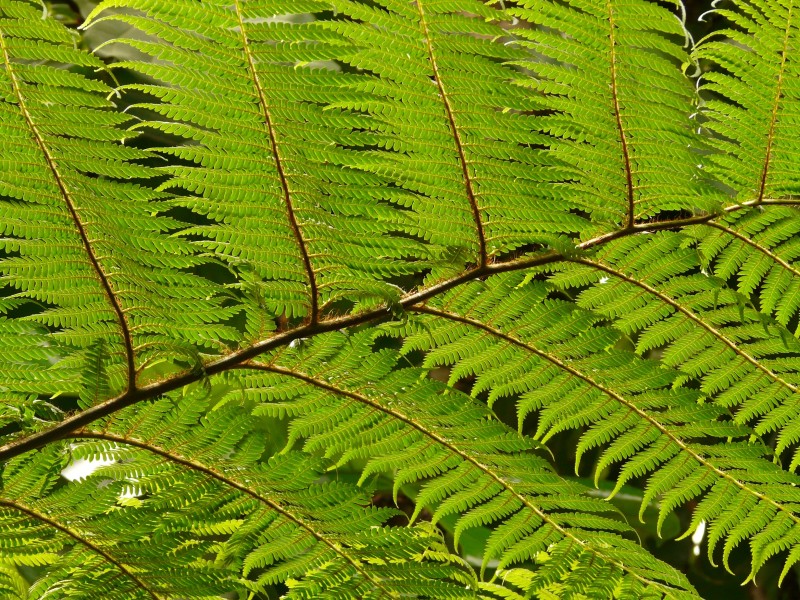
[0,200,798,463]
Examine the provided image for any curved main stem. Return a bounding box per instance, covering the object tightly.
[0,203,797,462]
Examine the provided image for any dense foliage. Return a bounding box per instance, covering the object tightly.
[1,0,799,598]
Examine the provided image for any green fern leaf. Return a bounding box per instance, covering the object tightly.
[396,267,800,578]
[218,329,697,597]
[506,0,724,231]
[0,389,473,598]
[2,0,800,596]
[0,0,235,405]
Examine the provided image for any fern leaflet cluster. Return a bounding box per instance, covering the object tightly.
[0,0,800,598]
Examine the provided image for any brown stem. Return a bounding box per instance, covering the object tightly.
[232,0,319,323]
[0,29,136,391]
[0,205,796,462]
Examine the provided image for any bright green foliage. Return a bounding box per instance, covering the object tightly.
[692,206,800,330]
[550,234,800,466]
[0,390,473,598]
[0,445,231,599]
[1,0,800,598]
[220,331,694,597]
[398,270,800,580]
[320,0,585,259]
[692,0,800,328]
[85,0,434,319]
[694,0,799,203]
[507,0,724,228]
[0,0,232,403]
[0,564,26,599]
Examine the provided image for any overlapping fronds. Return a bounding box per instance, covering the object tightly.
[548,233,800,468]
[694,0,800,204]
[691,0,800,328]
[318,0,588,261]
[82,0,440,320]
[218,330,697,598]
[0,390,474,598]
[1,0,800,597]
[478,566,673,600]
[0,561,27,599]
[0,444,231,598]
[395,268,800,579]
[505,0,723,231]
[689,203,800,330]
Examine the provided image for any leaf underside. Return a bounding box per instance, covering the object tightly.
[0,0,799,598]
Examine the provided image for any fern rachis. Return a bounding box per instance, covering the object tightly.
[1,0,800,598]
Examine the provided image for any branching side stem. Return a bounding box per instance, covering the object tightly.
[0,204,797,462]
[0,29,136,391]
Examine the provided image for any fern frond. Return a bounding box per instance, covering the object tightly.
[505,0,723,231]
[396,268,800,577]
[0,562,26,600]
[558,238,800,577]
[221,330,698,598]
[686,207,800,330]
[552,233,800,464]
[688,1,800,329]
[0,390,472,599]
[0,0,233,405]
[318,0,592,262]
[0,445,224,599]
[84,0,440,319]
[694,0,800,205]
[2,0,800,595]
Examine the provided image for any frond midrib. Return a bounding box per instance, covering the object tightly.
[1,204,797,463]
[707,221,800,280]
[415,0,487,266]
[754,0,794,204]
[70,431,399,599]
[605,0,635,228]
[230,0,319,322]
[241,363,688,597]
[573,257,800,398]
[0,27,135,390]
[0,498,158,600]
